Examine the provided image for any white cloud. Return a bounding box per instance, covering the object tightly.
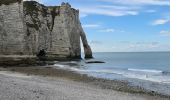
[76,0,165,17]
[124,42,160,51]
[80,13,88,18]
[152,13,170,25]
[79,6,139,17]
[99,0,170,6]
[99,28,125,33]
[147,42,159,48]
[99,28,115,33]
[90,41,170,52]
[160,30,170,36]
[24,0,161,17]
[152,19,170,25]
[97,5,140,10]
[82,24,100,28]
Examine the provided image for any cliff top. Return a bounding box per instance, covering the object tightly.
[0,0,22,5]
[0,0,78,13]
[24,1,78,15]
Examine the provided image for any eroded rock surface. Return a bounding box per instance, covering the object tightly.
[0,0,93,65]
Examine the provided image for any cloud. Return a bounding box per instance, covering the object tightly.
[79,6,139,17]
[24,0,161,17]
[90,41,170,52]
[112,42,161,52]
[82,24,101,28]
[160,30,170,36]
[151,12,170,25]
[99,0,170,6]
[99,28,125,33]
[97,5,140,10]
[145,10,156,13]
[99,28,115,33]
[147,42,159,48]
[125,42,160,51]
[80,13,88,18]
[123,42,159,47]
[152,19,170,25]
[76,0,169,17]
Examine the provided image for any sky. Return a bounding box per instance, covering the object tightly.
[25,0,170,52]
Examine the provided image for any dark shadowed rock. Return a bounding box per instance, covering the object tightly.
[86,61,105,64]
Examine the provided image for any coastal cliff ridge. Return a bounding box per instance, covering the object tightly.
[0,0,93,65]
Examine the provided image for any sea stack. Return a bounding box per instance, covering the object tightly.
[0,0,93,65]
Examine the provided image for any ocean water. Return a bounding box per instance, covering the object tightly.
[53,52,170,95]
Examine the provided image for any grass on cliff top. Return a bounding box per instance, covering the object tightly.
[0,0,22,5]
[48,6,60,9]
[24,1,39,14]
[24,1,49,17]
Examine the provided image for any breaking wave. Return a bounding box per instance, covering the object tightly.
[128,68,163,73]
[54,63,170,83]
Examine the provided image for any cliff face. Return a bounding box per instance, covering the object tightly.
[0,0,92,65]
[0,1,25,55]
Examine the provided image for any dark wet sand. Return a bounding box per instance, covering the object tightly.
[0,65,169,100]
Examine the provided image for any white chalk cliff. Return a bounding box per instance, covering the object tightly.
[0,0,93,65]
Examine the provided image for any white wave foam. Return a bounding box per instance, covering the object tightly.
[54,64,84,72]
[76,69,170,83]
[70,67,84,72]
[53,64,170,83]
[70,61,78,64]
[124,73,170,83]
[54,64,65,68]
[128,68,162,73]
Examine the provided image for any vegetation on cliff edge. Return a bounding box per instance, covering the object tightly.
[0,0,22,6]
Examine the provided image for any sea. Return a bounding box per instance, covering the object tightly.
[53,52,170,96]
